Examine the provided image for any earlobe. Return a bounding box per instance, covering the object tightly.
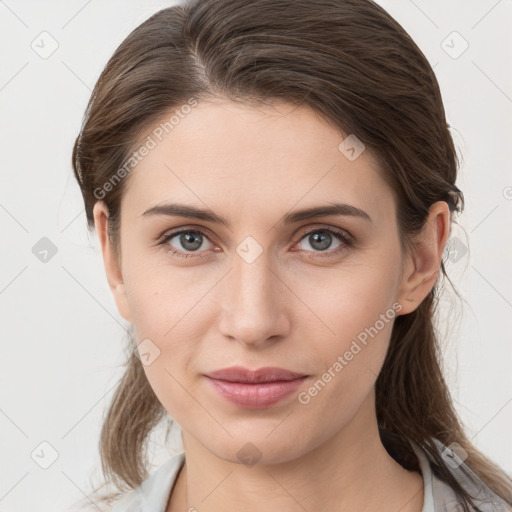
[396,201,451,316]
[92,201,132,323]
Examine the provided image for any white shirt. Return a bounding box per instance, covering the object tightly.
[111,439,509,511]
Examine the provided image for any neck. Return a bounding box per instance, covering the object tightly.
[168,389,424,512]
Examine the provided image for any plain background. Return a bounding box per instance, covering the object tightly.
[0,1,511,511]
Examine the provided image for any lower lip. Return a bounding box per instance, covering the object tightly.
[205,376,308,409]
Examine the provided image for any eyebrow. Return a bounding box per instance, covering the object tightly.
[141,201,372,226]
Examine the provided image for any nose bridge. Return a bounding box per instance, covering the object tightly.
[218,247,288,346]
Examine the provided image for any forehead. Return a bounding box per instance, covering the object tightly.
[120,99,395,225]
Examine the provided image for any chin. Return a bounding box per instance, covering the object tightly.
[197,429,315,467]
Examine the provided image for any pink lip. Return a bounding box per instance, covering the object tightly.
[204,366,308,409]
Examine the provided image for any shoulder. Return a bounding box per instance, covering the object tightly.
[111,452,186,512]
[411,439,511,512]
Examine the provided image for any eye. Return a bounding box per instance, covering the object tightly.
[160,229,215,259]
[294,227,353,258]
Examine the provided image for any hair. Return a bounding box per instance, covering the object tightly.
[71,0,512,510]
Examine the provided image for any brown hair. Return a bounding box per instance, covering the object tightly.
[71,0,512,510]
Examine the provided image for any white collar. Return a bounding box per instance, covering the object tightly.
[411,441,436,512]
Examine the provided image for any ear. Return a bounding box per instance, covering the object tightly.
[93,201,132,322]
[396,201,451,316]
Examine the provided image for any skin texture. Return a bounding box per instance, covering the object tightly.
[93,99,451,512]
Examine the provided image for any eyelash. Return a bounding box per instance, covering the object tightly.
[157,226,354,260]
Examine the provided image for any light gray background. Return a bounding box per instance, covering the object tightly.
[0,1,511,511]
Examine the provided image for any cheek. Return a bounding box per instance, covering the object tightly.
[304,252,401,341]
[294,302,396,434]
[121,246,203,337]
[127,283,204,427]
[298,253,402,396]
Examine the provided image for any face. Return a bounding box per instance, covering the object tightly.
[94,98,445,465]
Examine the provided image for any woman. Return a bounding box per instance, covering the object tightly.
[71,0,512,511]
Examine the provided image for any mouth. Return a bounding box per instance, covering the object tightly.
[203,366,309,409]
[205,366,308,383]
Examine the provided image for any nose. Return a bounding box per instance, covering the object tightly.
[217,251,290,349]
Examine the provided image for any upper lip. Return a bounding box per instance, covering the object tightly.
[205,366,307,383]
